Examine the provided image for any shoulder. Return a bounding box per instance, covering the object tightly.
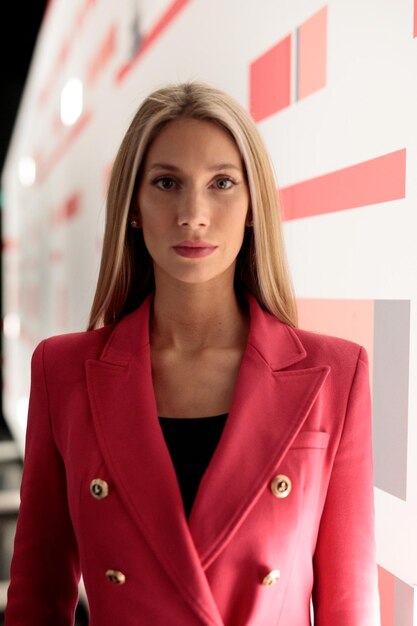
[31,324,115,369]
[290,324,369,371]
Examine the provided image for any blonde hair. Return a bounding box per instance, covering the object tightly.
[87,80,298,330]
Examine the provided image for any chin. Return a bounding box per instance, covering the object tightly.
[153,257,234,285]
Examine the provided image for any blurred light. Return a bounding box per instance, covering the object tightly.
[60,78,83,126]
[17,397,29,435]
[3,313,21,339]
[18,156,36,186]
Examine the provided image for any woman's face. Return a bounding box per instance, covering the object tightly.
[135,118,250,287]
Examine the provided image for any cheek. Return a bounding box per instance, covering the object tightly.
[221,202,249,233]
[137,186,158,212]
[228,190,250,217]
[137,192,164,229]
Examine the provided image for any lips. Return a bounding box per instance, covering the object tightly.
[172,240,218,258]
[173,241,217,249]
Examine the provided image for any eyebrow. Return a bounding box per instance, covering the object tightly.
[148,162,242,173]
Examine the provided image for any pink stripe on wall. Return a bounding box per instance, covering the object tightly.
[37,111,93,183]
[296,298,375,387]
[280,148,406,220]
[50,192,82,226]
[87,23,117,86]
[414,0,417,37]
[249,35,292,122]
[378,566,395,626]
[2,239,19,251]
[248,7,328,121]
[297,6,327,100]
[38,0,97,108]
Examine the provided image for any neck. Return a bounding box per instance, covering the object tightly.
[149,281,249,354]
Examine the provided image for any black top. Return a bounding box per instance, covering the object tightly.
[158,413,228,518]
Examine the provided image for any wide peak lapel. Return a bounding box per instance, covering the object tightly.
[188,291,331,569]
[85,293,224,626]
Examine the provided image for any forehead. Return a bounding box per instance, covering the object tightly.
[143,118,243,166]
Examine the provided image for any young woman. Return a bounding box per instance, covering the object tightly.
[5,81,381,625]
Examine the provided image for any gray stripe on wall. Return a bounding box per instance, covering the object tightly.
[394,576,414,626]
[293,27,299,103]
[372,300,410,500]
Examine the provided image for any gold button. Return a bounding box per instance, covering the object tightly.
[105,569,126,584]
[270,474,292,498]
[90,479,109,499]
[262,569,280,586]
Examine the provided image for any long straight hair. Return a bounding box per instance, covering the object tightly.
[87,81,298,330]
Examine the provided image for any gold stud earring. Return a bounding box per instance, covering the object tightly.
[131,220,138,227]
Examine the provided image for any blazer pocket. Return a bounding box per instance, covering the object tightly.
[290,430,330,449]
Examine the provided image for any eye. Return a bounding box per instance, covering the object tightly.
[215,177,235,190]
[153,177,177,190]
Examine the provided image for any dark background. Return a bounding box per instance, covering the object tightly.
[0,1,49,439]
[1,2,49,177]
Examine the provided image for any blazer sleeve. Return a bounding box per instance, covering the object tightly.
[5,339,81,625]
[311,345,381,626]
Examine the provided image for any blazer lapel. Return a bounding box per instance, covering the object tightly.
[188,292,330,568]
[85,293,224,626]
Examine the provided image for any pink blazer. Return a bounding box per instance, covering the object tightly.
[5,290,381,626]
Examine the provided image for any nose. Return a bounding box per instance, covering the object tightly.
[176,186,210,228]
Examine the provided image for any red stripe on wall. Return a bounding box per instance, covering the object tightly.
[2,239,19,251]
[87,23,117,86]
[414,0,417,37]
[116,0,192,83]
[50,192,82,226]
[249,35,292,122]
[50,250,65,263]
[280,148,406,221]
[37,110,93,183]
[38,0,98,108]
